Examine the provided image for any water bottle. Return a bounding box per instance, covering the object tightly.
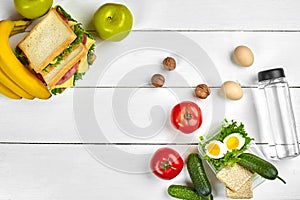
[258,68,300,159]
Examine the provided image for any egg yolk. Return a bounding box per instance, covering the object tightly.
[207,143,220,156]
[226,136,239,150]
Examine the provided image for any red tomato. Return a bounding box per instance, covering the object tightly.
[150,147,184,180]
[171,101,202,134]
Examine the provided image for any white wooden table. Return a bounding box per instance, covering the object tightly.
[1,0,300,199]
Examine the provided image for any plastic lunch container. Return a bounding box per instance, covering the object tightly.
[198,125,266,189]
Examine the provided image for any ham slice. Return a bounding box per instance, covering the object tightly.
[56,62,79,85]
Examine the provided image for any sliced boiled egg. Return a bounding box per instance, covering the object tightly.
[205,140,227,159]
[223,133,245,151]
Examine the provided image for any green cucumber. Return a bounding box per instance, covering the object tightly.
[168,185,213,200]
[187,153,212,197]
[237,153,286,184]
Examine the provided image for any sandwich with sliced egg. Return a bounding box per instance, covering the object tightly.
[16,5,96,94]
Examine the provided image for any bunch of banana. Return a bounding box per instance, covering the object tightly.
[0,19,51,100]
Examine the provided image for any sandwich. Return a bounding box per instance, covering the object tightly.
[16,5,96,95]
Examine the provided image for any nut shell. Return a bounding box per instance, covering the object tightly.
[151,74,165,87]
[163,57,176,70]
[195,84,211,99]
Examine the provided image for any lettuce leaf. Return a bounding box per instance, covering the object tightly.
[14,46,29,66]
[55,5,94,39]
[55,5,77,22]
[51,88,65,95]
[74,71,85,82]
[44,6,95,70]
[201,119,254,171]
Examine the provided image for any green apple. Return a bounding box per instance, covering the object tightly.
[93,3,133,42]
[14,0,53,19]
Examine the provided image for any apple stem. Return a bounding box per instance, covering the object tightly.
[107,16,112,21]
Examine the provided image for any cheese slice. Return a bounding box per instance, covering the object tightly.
[51,75,74,89]
[78,36,95,73]
[78,54,88,73]
[52,29,95,90]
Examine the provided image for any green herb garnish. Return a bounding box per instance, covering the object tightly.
[201,119,254,171]
[51,88,65,95]
[14,46,29,65]
[55,5,94,39]
[46,24,85,68]
[47,6,95,68]
[42,67,49,73]
[55,5,77,22]
[74,71,85,82]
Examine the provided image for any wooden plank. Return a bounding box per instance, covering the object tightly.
[1,88,299,143]
[89,31,300,87]
[9,31,300,87]
[1,1,300,200]
[0,144,299,200]
[2,0,300,30]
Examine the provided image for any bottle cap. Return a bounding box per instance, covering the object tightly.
[258,68,285,82]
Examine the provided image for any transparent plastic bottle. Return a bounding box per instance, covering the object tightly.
[258,68,300,159]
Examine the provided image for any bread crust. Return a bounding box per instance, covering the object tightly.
[18,8,77,73]
[216,163,253,192]
[226,178,253,199]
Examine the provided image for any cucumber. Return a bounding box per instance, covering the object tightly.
[168,185,213,200]
[187,153,212,197]
[237,153,286,184]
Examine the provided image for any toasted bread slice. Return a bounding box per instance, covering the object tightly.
[226,178,253,199]
[40,43,87,88]
[216,163,253,192]
[18,8,76,73]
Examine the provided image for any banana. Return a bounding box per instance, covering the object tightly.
[10,19,32,36]
[12,19,32,27]
[0,67,34,99]
[0,82,21,100]
[0,20,51,99]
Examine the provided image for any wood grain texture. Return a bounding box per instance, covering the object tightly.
[2,0,300,30]
[1,0,300,199]
[0,88,299,143]
[89,31,300,87]
[10,32,300,87]
[0,144,299,200]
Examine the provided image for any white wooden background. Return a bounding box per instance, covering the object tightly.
[1,0,300,199]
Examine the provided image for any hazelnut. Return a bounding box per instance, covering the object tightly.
[163,57,176,70]
[195,84,211,99]
[151,74,165,87]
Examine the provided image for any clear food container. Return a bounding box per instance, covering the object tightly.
[198,125,266,189]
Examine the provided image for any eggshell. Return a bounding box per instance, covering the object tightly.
[221,81,243,100]
[233,45,254,67]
